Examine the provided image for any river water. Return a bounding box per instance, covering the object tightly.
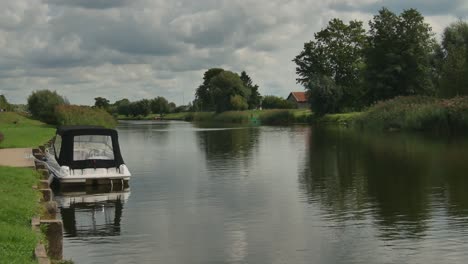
[55,121,468,264]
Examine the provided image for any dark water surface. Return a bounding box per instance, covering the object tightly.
[56,121,468,264]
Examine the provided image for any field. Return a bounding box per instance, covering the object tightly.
[0,112,55,148]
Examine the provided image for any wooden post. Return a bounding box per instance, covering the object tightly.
[40,189,52,202]
[40,220,63,260]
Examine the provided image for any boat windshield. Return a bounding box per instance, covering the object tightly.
[73,135,115,161]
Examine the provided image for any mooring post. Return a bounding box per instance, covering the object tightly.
[40,220,63,260]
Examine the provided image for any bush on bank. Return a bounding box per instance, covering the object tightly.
[55,105,117,128]
[356,96,468,132]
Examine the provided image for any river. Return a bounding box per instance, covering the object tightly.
[55,120,468,264]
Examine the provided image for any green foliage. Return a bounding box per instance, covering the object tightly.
[0,166,40,264]
[262,95,296,109]
[0,112,55,148]
[151,96,170,115]
[240,71,262,109]
[357,96,468,132]
[209,71,251,112]
[129,99,151,117]
[307,76,342,116]
[438,21,468,97]
[0,95,12,111]
[94,97,110,109]
[115,98,131,116]
[27,90,67,124]
[230,95,248,110]
[55,105,117,128]
[194,68,261,112]
[294,18,366,110]
[365,8,435,103]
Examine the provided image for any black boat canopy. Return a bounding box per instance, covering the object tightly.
[53,126,125,169]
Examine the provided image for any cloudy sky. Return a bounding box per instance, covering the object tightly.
[0,0,465,105]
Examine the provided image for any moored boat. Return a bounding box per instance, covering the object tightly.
[44,126,131,185]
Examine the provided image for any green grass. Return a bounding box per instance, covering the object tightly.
[0,166,40,264]
[0,112,55,148]
[315,112,364,125]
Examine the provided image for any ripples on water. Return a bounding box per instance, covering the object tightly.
[54,121,468,264]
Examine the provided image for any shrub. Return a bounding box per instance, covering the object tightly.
[230,95,248,111]
[307,76,342,116]
[357,96,468,132]
[27,90,67,124]
[259,110,295,125]
[55,105,117,128]
[262,95,296,109]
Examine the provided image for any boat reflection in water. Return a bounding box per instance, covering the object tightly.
[54,185,130,238]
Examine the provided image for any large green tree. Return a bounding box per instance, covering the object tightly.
[294,18,366,111]
[365,8,435,102]
[438,21,468,97]
[210,71,250,112]
[151,96,170,115]
[27,90,67,124]
[94,97,110,109]
[194,68,225,111]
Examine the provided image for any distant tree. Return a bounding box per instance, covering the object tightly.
[209,71,251,112]
[261,95,296,109]
[129,99,151,117]
[230,95,249,110]
[307,76,343,116]
[27,90,67,124]
[240,71,262,109]
[0,95,12,111]
[150,97,170,115]
[115,98,131,116]
[294,18,366,111]
[438,21,468,97]
[194,68,225,111]
[168,102,176,113]
[365,8,435,102]
[94,97,110,109]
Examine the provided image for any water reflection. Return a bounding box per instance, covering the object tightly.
[54,185,130,238]
[300,126,468,239]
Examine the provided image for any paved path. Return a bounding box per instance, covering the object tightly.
[0,148,35,167]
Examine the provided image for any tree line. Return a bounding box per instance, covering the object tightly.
[94,96,184,117]
[192,68,296,112]
[294,8,468,115]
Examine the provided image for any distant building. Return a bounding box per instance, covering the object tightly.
[287,92,309,109]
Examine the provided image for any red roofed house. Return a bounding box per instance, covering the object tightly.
[287,92,309,109]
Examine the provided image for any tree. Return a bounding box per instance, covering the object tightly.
[129,99,151,117]
[94,97,110,109]
[438,21,468,97]
[307,76,343,116]
[294,18,366,110]
[365,8,435,103]
[194,68,225,111]
[150,97,170,115]
[115,98,131,116]
[230,95,248,110]
[209,71,250,112]
[261,95,296,109]
[0,95,12,111]
[240,71,262,109]
[168,102,176,113]
[27,90,67,124]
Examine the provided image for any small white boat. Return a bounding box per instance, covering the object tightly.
[44,126,131,185]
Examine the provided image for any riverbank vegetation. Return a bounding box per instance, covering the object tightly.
[0,112,55,148]
[294,10,468,111]
[0,166,40,264]
[26,90,117,128]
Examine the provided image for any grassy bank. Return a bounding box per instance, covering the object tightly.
[0,112,55,148]
[0,166,40,264]
[120,109,313,125]
[314,96,468,133]
[55,105,117,128]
